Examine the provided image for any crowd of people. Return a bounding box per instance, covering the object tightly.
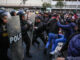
[0,7,80,60]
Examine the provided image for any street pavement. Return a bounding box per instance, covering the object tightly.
[8,38,51,60]
[24,38,51,60]
[8,38,63,60]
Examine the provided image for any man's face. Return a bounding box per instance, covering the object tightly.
[38,14,41,16]
[36,19,41,23]
[22,15,25,21]
[69,14,72,18]
[2,16,8,23]
[45,14,48,17]
[14,12,16,16]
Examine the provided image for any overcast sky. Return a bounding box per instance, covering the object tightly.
[0,0,44,6]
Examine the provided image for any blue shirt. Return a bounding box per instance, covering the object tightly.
[57,21,76,39]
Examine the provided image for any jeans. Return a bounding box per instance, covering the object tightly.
[45,33,66,52]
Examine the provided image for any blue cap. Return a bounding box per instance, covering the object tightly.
[17,10,25,15]
[10,10,16,13]
[10,10,16,16]
[0,10,5,14]
[0,12,8,17]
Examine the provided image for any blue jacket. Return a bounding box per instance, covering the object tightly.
[68,34,80,57]
[57,21,76,39]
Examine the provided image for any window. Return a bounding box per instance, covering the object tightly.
[53,0,64,1]
[65,0,77,1]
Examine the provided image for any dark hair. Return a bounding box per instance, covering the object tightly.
[10,11,16,16]
[19,14,25,23]
[52,14,58,17]
[35,16,41,20]
[66,18,71,23]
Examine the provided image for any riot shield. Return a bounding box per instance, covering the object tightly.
[29,12,36,23]
[27,13,36,44]
[7,16,24,60]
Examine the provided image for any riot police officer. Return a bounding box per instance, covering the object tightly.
[17,11,32,58]
[10,10,16,16]
[0,10,10,60]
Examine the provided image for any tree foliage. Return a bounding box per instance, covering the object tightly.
[42,2,51,9]
[55,0,65,8]
[23,0,27,4]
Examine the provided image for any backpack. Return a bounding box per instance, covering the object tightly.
[68,32,80,57]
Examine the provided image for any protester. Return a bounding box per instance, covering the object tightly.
[68,19,80,57]
[32,16,46,47]
[56,14,77,57]
[45,33,66,55]
[57,17,77,39]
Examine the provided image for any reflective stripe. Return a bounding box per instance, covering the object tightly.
[2,33,8,37]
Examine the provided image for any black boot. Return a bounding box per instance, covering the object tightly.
[57,51,64,57]
[26,52,32,58]
[44,48,47,55]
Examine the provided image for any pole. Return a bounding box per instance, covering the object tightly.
[6,0,7,5]
[76,0,78,11]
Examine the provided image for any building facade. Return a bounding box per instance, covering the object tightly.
[0,0,43,7]
[51,0,80,10]
[0,0,80,9]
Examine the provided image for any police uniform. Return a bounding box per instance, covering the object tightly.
[18,11,32,57]
[0,11,10,60]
